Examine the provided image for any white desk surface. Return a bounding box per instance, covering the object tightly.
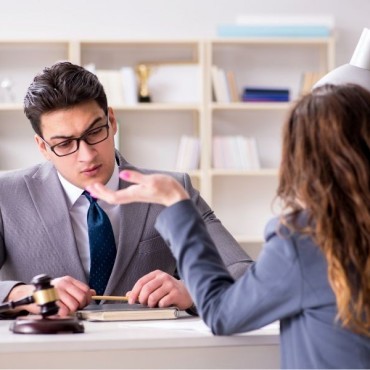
[0,316,280,369]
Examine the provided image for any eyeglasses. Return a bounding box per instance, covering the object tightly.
[40,117,110,157]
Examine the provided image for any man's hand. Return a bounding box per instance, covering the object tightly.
[6,276,95,317]
[51,276,95,316]
[6,284,39,314]
[126,270,193,310]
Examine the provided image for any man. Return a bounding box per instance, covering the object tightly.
[0,61,251,317]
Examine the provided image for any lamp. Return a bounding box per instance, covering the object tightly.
[314,28,370,91]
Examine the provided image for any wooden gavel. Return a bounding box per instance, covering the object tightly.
[4,274,84,334]
[0,274,59,317]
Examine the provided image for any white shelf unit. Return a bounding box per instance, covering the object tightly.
[206,37,335,257]
[0,40,206,192]
[0,38,335,258]
[75,40,206,193]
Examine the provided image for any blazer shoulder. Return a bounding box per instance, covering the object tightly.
[264,212,310,241]
[0,162,52,186]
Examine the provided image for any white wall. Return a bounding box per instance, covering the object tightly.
[0,0,369,66]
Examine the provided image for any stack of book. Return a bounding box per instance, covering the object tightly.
[217,14,334,38]
[242,87,290,102]
[175,135,201,171]
[211,66,239,103]
[213,135,260,170]
[299,71,326,96]
[84,64,138,106]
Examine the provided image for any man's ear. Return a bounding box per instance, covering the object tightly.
[108,107,118,135]
[34,134,52,161]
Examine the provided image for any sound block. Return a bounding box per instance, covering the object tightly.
[9,315,84,334]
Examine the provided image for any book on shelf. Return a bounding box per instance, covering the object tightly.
[211,66,230,103]
[93,67,137,106]
[212,136,224,169]
[299,71,326,96]
[242,95,289,102]
[95,69,125,106]
[175,135,200,171]
[235,14,335,28]
[77,303,180,322]
[242,87,290,102]
[217,14,334,38]
[226,70,239,102]
[247,137,261,169]
[217,25,331,38]
[120,67,138,105]
[211,66,240,103]
[212,135,260,170]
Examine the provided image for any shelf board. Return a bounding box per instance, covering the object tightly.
[0,103,24,111]
[211,102,291,111]
[79,39,201,46]
[0,40,70,45]
[112,103,201,111]
[211,168,278,176]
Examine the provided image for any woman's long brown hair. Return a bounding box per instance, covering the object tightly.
[278,84,370,336]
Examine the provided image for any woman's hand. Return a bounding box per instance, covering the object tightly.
[86,170,190,207]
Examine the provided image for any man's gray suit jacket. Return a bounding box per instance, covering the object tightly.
[0,151,251,303]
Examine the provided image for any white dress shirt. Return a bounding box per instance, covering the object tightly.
[58,166,121,277]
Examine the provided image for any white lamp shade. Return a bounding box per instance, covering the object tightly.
[314,28,370,91]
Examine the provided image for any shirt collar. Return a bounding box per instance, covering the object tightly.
[58,165,120,209]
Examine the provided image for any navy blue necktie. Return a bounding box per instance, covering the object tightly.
[83,191,116,296]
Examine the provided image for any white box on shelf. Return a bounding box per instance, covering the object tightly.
[148,64,201,103]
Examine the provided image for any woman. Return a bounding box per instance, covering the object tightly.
[86,84,370,368]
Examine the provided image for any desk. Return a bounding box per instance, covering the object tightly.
[0,316,279,369]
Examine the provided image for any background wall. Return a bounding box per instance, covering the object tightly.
[0,0,369,66]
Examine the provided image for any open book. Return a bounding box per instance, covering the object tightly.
[77,303,180,322]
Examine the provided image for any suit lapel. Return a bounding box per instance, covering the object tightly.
[24,162,87,283]
[105,155,150,295]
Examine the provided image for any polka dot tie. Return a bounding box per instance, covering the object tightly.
[83,191,116,296]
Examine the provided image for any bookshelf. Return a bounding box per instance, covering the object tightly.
[77,40,205,195]
[206,36,335,257]
[0,37,335,258]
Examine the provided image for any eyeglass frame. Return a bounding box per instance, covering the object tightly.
[39,115,111,157]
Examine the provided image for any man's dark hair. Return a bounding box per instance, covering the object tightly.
[24,61,108,137]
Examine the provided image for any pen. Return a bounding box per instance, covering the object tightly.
[92,295,129,301]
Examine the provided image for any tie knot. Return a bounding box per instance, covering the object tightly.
[83,190,97,204]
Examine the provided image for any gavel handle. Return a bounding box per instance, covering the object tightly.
[0,295,34,313]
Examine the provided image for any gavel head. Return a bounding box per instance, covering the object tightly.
[31,274,59,318]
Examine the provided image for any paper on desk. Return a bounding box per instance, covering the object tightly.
[118,317,211,333]
[118,318,279,335]
[247,321,280,335]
